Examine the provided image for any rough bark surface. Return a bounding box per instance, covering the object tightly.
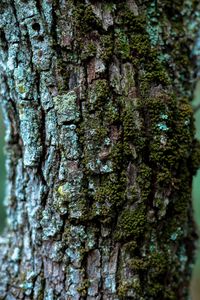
[0,0,200,299]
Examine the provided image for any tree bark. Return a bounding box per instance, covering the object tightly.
[0,0,200,299]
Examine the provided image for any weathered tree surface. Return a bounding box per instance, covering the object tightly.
[0,0,200,299]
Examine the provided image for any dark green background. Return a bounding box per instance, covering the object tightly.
[192,81,200,229]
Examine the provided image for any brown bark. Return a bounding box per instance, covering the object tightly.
[0,0,200,299]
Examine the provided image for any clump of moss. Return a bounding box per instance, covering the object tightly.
[100,34,113,61]
[128,257,148,270]
[87,79,110,112]
[77,279,89,296]
[81,42,97,61]
[73,4,102,34]
[104,101,120,124]
[91,177,125,220]
[115,204,146,241]
[148,251,169,275]
[118,276,142,298]
[116,5,146,31]
[136,164,152,201]
[55,59,70,92]
[122,104,138,141]
[114,29,130,60]
[189,139,200,175]
[95,79,110,100]
[123,241,138,255]
[118,282,130,298]
[109,142,123,171]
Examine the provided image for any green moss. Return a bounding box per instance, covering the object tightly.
[94,179,122,205]
[114,29,130,60]
[136,164,152,201]
[56,60,70,92]
[156,168,173,186]
[116,6,146,32]
[148,251,169,275]
[100,34,113,61]
[109,142,123,171]
[120,98,145,157]
[79,114,108,144]
[114,7,170,87]
[122,103,137,141]
[103,2,116,13]
[81,42,97,61]
[95,79,110,100]
[189,139,200,175]
[118,282,129,298]
[147,283,164,297]
[87,79,110,112]
[123,241,138,255]
[128,257,148,270]
[127,250,176,298]
[130,33,151,61]
[77,279,89,296]
[118,276,142,298]
[91,177,125,220]
[104,102,119,124]
[73,4,102,34]
[115,204,146,241]
[74,3,199,299]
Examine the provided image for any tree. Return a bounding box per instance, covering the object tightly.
[0,0,200,299]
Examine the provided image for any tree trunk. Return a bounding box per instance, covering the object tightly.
[0,0,200,299]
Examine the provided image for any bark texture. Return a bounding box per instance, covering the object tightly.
[0,0,200,299]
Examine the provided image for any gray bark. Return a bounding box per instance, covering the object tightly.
[0,0,200,299]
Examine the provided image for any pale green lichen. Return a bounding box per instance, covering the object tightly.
[53,91,79,123]
[60,125,79,160]
[18,104,42,167]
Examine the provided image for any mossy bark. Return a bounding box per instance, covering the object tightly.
[0,0,200,299]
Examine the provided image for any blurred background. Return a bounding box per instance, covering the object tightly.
[192,81,200,230]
